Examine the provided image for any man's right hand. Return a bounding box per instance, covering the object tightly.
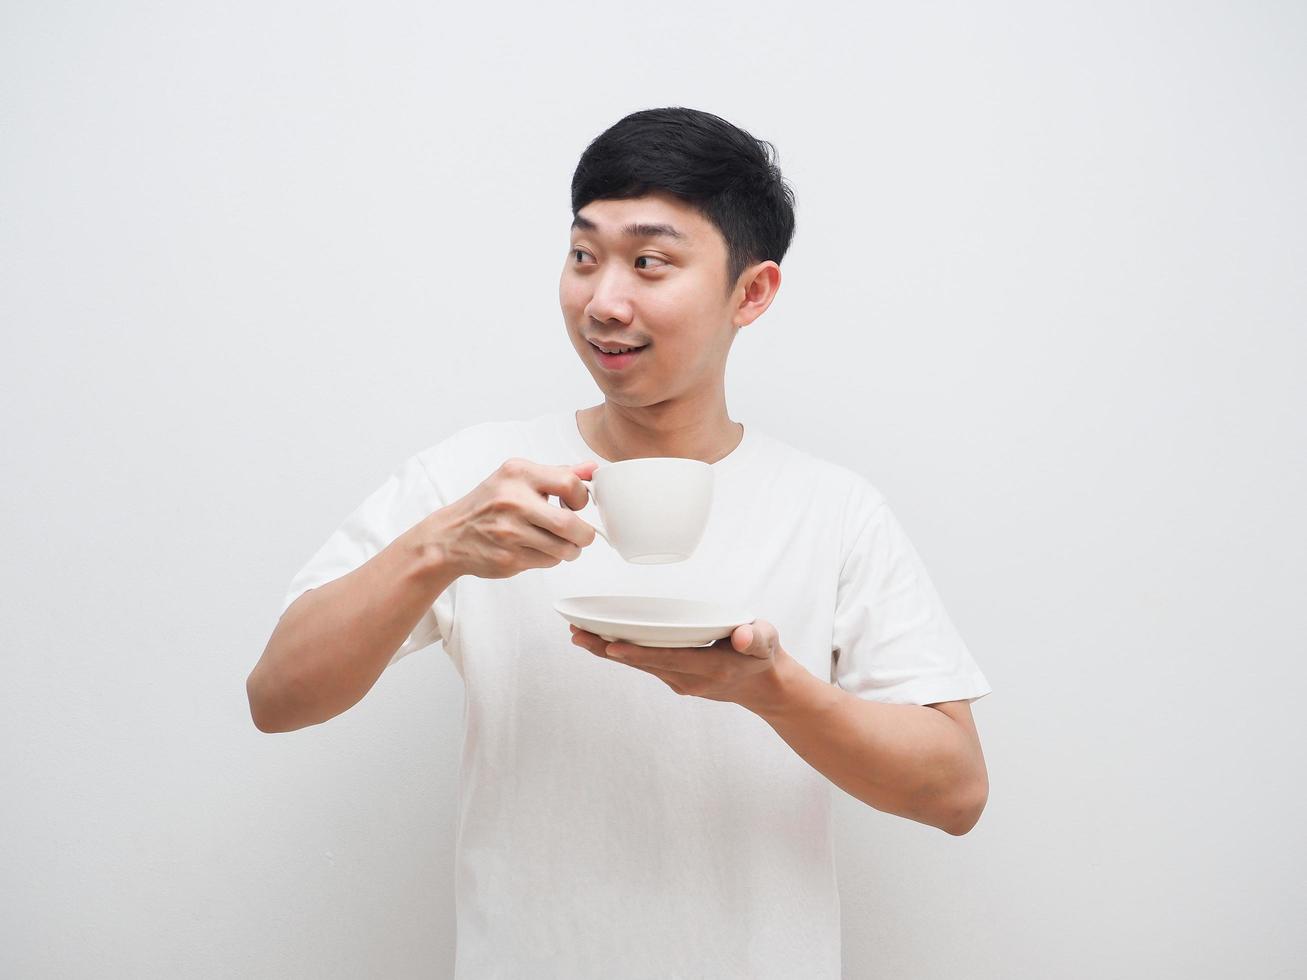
[426,458,601,580]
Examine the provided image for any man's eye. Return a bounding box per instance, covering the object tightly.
[571,249,667,270]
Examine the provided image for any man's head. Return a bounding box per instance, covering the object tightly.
[560,107,796,410]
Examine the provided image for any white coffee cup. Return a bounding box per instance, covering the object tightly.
[558,457,713,564]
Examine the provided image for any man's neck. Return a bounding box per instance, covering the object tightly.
[577,402,743,464]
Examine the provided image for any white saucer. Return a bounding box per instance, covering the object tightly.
[555,595,755,648]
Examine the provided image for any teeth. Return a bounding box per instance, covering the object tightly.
[597,345,640,354]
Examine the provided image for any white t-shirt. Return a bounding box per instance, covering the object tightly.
[281,408,991,979]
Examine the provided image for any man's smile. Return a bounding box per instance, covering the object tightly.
[589,340,649,369]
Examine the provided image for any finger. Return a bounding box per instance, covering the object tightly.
[520,460,598,512]
[579,639,697,689]
[571,460,601,480]
[570,631,611,657]
[603,641,708,673]
[570,628,632,658]
[515,524,583,562]
[731,624,754,653]
[526,545,571,569]
[732,620,777,659]
[508,541,574,571]
[524,497,598,549]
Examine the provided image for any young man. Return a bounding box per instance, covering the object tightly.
[248,107,991,979]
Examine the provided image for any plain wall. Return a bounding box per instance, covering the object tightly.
[2,1,1304,976]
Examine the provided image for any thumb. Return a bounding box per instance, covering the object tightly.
[571,460,601,478]
[733,620,777,658]
[732,623,755,653]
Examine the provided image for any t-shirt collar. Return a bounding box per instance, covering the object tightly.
[556,408,755,472]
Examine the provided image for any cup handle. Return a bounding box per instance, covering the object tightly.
[557,479,611,546]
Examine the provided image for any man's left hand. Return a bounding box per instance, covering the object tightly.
[569,619,790,714]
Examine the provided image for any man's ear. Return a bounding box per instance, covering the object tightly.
[733,261,781,329]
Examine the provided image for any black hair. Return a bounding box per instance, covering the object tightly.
[570,107,797,296]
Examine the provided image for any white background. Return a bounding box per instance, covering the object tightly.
[3,1,1304,976]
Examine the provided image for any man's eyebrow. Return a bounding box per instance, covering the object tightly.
[570,214,688,243]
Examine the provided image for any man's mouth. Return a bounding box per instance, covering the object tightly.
[589,341,647,354]
[589,341,648,369]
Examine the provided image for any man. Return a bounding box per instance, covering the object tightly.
[248,106,991,979]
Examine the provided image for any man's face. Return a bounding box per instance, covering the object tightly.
[560,191,743,408]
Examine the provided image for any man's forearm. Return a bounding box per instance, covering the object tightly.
[247,518,456,733]
[746,652,988,835]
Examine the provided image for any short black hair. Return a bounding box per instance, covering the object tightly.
[570,107,797,296]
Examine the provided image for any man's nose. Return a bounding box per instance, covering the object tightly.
[583,268,634,325]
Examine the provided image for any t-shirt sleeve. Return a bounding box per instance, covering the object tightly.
[831,482,991,705]
[279,453,456,668]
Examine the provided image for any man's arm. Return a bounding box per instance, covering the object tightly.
[750,654,989,835]
[246,518,457,733]
[249,459,600,734]
[570,621,991,835]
